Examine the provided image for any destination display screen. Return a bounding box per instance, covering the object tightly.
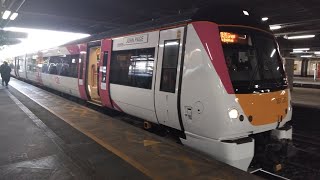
[220,32,251,45]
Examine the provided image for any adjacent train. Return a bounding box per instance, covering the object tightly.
[7,8,293,171]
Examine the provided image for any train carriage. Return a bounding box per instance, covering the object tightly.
[10,7,293,171]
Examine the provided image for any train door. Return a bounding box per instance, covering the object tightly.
[85,41,102,104]
[154,27,185,130]
[78,44,88,100]
[99,39,113,108]
[14,57,18,76]
[16,57,20,78]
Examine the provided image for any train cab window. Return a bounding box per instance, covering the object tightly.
[160,40,180,93]
[110,48,155,89]
[220,29,286,92]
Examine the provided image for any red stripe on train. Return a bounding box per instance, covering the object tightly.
[192,21,234,94]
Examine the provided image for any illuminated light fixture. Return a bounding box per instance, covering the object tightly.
[9,12,18,20]
[243,10,249,16]
[228,109,239,119]
[314,51,320,54]
[262,17,269,21]
[2,10,11,20]
[290,51,303,54]
[287,35,315,39]
[301,55,312,58]
[270,49,276,57]
[270,25,281,30]
[293,48,310,51]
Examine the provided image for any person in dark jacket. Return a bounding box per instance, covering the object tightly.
[0,61,12,87]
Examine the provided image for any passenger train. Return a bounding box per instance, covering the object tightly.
[7,8,293,171]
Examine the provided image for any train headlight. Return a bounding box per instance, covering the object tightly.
[228,109,239,119]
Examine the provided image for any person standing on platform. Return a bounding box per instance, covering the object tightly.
[0,61,12,87]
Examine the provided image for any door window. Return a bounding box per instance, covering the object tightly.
[160,40,180,93]
[102,51,108,83]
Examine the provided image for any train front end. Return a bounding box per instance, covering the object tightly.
[180,17,293,171]
[220,26,293,170]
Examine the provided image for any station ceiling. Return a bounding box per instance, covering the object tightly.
[1,0,320,56]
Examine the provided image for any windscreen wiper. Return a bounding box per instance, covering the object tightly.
[248,63,260,90]
[264,60,282,87]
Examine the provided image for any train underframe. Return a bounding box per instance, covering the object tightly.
[249,123,294,172]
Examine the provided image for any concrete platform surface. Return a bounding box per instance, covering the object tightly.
[0,78,260,180]
[291,87,320,109]
[293,77,320,89]
[0,85,147,180]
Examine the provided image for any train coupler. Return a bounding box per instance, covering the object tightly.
[143,121,152,130]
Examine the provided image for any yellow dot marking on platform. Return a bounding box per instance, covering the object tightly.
[143,140,161,147]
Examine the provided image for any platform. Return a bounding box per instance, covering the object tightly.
[291,87,320,109]
[293,77,320,89]
[0,78,260,179]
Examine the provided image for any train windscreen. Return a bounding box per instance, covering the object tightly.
[220,28,287,93]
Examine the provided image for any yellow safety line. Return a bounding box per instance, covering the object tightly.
[10,81,160,180]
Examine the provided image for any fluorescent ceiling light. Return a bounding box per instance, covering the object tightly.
[290,51,303,54]
[301,55,312,58]
[243,10,249,16]
[270,49,276,57]
[287,35,315,39]
[0,27,90,59]
[262,17,269,21]
[9,12,18,20]
[2,10,11,20]
[270,25,281,30]
[290,51,313,54]
[314,51,320,54]
[293,48,310,51]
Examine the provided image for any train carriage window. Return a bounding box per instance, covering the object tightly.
[160,40,180,93]
[42,54,79,78]
[42,57,49,73]
[110,48,155,89]
[26,56,37,72]
[68,55,80,78]
[18,58,25,72]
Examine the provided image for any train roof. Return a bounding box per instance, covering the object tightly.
[64,5,271,46]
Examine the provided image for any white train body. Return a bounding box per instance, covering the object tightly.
[9,18,293,171]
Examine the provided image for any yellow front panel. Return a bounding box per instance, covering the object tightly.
[236,89,289,126]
